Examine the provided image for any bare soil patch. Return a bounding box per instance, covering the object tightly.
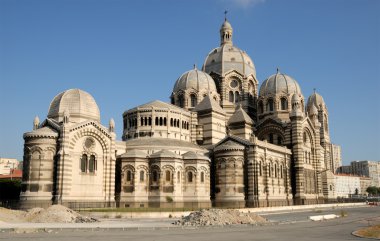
[174,209,268,226]
[0,205,98,223]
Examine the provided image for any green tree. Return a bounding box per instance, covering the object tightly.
[0,179,21,200]
[366,186,379,196]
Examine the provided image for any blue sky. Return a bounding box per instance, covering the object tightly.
[0,0,379,164]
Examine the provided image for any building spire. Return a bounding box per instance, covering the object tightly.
[220,11,233,46]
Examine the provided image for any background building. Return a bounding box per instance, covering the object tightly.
[338,160,380,187]
[334,174,361,198]
[0,158,19,175]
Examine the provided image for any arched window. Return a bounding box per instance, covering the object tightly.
[170,118,173,127]
[140,170,144,182]
[187,172,193,183]
[159,117,163,126]
[281,98,287,110]
[274,164,277,178]
[280,165,283,178]
[144,117,148,126]
[277,136,283,145]
[127,170,132,182]
[303,132,307,143]
[259,161,262,176]
[229,91,234,102]
[190,94,197,107]
[177,171,180,183]
[152,170,158,182]
[267,99,274,111]
[165,170,171,182]
[177,119,179,127]
[148,117,152,126]
[89,155,96,173]
[80,154,87,173]
[201,172,204,183]
[164,117,167,126]
[259,101,264,114]
[155,117,158,126]
[269,133,274,144]
[178,95,184,108]
[186,122,189,130]
[234,91,239,103]
[140,117,144,126]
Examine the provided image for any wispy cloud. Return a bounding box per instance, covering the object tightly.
[225,0,266,8]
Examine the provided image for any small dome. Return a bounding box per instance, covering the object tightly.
[203,45,256,77]
[220,20,232,30]
[259,71,302,97]
[214,140,245,153]
[47,89,100,123]
[307,91,326,112]
[173,67,217,94]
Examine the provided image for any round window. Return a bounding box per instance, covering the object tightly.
[230,79,238,88]
[84,137,95,149]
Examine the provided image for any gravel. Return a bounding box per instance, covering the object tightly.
[0,205,98,223]
[173,209,268,226]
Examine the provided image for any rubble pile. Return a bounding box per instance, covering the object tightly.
[174,209,268,226]
[0,205,98,223]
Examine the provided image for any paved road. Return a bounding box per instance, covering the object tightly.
[1,206,379,241]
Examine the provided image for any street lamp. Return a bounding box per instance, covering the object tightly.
[7,161,15,181]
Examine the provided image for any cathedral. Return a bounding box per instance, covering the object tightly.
[20,18,340,209]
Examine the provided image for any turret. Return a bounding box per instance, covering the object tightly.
[109,118,115,133]
[33,116,40,130]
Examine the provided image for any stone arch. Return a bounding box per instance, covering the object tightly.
[256,124,285,144]
[70,127,110,154]
[302,127,315,146]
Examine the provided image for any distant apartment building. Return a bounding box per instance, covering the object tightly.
[360,176,372,195]
[0,158,19,175]
[351,161,380,187]
[334,174,361,198]
[337,161,380,187]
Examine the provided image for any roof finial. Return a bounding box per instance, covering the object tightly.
[193,64,197,70]
[313,88,316,94]
[276,67,279,73]
[224,10,228,21]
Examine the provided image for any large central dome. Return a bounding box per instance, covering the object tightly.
[47,89,100,123]
[202,19,256,78]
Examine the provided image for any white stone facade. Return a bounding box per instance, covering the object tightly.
[334,174,361,198]
[21,18,342,208]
